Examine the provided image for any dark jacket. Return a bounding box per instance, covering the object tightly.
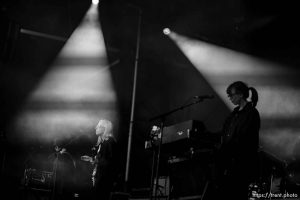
[221,102,260,168]
[92,136,119,200]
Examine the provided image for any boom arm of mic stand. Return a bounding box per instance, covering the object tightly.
[149,99,204,122]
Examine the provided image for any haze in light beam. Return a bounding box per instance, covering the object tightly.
[11,4,118,144]
[168,31,300,161]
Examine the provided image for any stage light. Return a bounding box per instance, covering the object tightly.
[163,28,171,35]
[92,0,99,5]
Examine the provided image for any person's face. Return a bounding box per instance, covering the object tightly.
[95,124,105,136]
[227,88,243,106]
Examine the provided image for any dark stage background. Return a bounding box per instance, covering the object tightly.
[1,0,300,199]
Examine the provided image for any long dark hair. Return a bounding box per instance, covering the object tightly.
[226,81,259,107]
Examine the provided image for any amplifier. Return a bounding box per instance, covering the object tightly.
[23,168,53,189]
[160,120,219,157]
[162,120,205,144]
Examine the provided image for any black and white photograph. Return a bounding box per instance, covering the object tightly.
[1,0,300,199]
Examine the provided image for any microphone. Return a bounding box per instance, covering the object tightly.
[193,94,214,99]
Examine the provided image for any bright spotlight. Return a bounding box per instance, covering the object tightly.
[92,0,99,5]
[163,28,171,35]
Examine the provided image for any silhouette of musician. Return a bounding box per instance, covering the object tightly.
[81,119,119,200]
[48,141,76,200]
[214,81,260,200]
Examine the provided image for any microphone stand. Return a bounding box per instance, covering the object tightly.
[51,152,58,200]
[149,98,208,200]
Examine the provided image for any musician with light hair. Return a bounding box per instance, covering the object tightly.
[82,119,119,200]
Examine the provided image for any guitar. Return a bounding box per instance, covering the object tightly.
[81,155,97,186]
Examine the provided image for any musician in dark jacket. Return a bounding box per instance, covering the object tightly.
[48,144,76,200]
[215,81,260,200]
[85,119,119,200]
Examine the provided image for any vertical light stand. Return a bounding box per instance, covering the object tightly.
[125,6,142,192]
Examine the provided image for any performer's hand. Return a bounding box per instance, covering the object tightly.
[92,177,95,187]
[81,155,93,162]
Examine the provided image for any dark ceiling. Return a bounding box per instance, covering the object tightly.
[99,0,300,66]
[1,0,300,72]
